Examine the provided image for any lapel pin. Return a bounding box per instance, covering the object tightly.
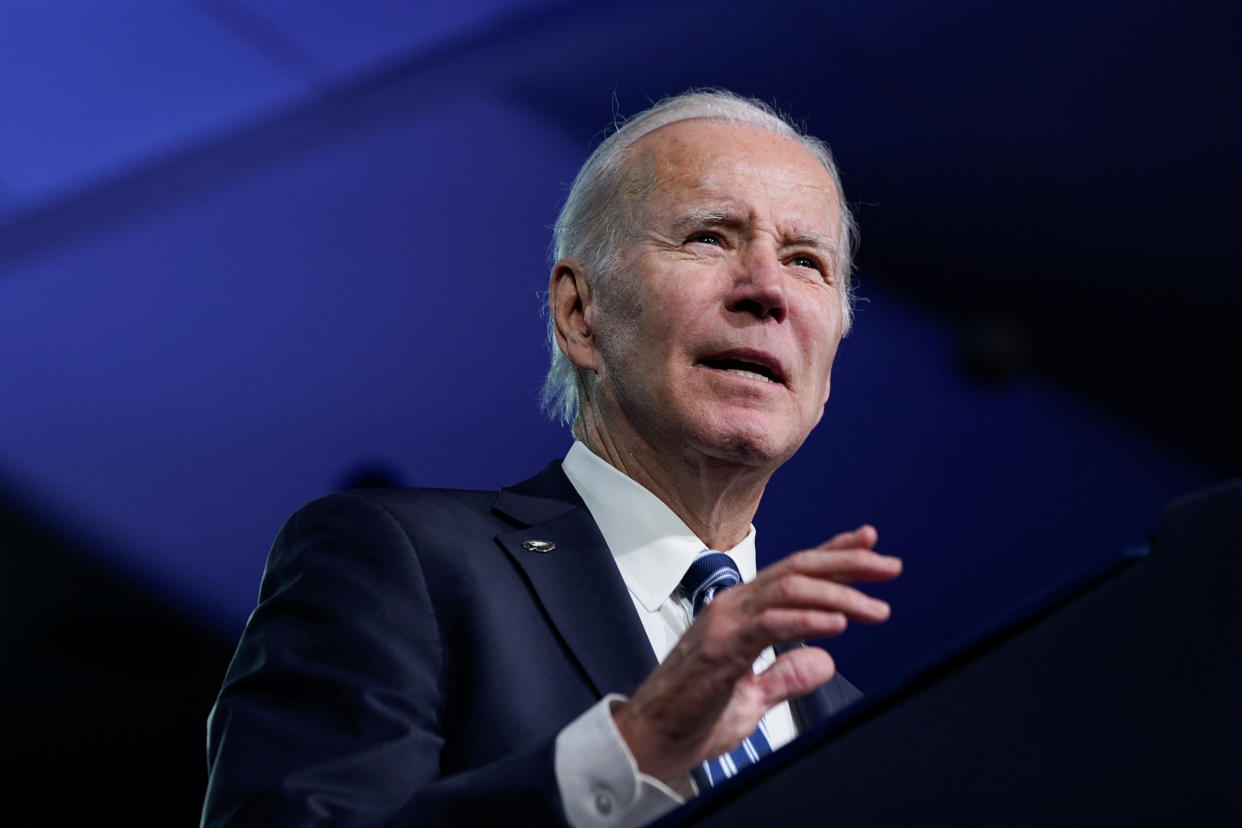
[521,539,556,553]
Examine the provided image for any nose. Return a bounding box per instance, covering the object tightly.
[725,244,787,323]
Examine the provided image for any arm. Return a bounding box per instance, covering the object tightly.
[202,493,566,827]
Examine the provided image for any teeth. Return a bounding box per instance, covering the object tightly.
[725,367,774,383]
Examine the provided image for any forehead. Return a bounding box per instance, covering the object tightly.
[627,119,840,235]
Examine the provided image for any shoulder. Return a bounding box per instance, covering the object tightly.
[287,458,580,541]
[310,486,504,536]
[283,458,575,538]
[264,486,506,582]
[263,461,578,593]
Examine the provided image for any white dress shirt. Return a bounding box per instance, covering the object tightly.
[554,441,797,827]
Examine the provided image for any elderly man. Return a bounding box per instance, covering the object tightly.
[203,90,901,827]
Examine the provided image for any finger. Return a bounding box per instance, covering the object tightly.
[753,646,836,708]
[732,607,850,651]
[779,548,903,584]
[744,575,891,624]
[818,524,878,551]
[706,588,879,668]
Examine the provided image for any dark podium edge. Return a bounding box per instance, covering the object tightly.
[654,529,1150,825]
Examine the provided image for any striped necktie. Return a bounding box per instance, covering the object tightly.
[678,551,773,790]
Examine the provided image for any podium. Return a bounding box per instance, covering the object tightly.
[658,482,1242,826]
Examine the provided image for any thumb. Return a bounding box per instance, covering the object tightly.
[753,646,836,709]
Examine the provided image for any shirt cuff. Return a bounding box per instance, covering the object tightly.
[555,694,685,828]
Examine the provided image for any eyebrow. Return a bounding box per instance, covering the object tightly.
[787,231,840,257]
[670,208,744,235]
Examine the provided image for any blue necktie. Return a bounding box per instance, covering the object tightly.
[678,551,773,790]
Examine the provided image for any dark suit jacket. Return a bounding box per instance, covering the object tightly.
[202,461,860,826]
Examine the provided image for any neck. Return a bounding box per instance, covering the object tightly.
[574,407,772,551]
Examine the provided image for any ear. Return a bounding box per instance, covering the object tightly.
[549,257,602,373]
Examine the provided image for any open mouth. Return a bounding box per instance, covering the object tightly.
[699,356,782,385]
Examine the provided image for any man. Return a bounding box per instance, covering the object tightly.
[203,90,901,827]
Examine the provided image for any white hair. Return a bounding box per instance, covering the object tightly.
[540,89,858,426]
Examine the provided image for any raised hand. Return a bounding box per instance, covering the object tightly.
[613,525,900,782]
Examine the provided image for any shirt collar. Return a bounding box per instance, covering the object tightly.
[561,440,758,612]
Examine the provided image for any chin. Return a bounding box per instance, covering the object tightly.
[693,416,805,470]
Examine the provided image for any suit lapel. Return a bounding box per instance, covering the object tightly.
[494,463,658,699]
[492,463,861,726]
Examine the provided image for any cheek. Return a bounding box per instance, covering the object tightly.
[628,287,709,353]
[804,318,842,405]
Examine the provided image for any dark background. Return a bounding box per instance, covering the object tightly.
[2,1,1237,822]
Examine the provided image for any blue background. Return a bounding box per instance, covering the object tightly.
[1,1,1236,820]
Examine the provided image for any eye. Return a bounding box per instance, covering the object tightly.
[790,253,825,273]
[688,231,724,246]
